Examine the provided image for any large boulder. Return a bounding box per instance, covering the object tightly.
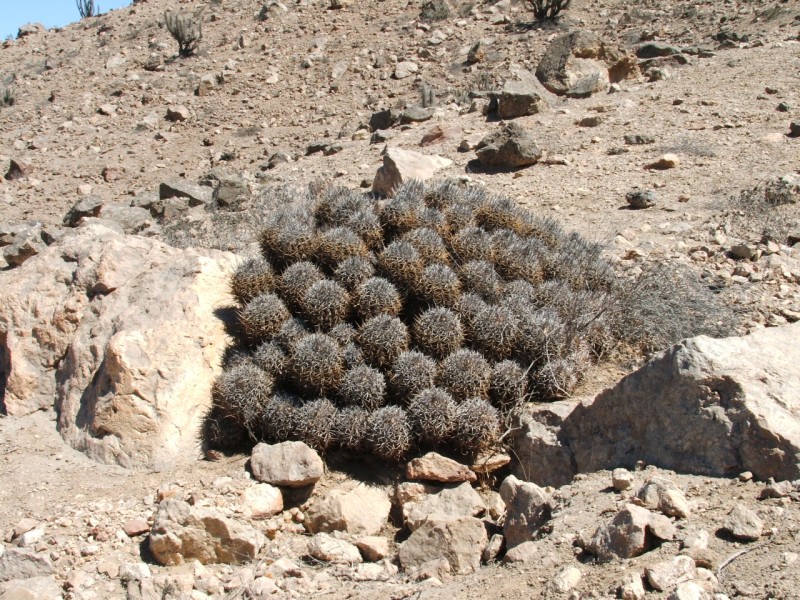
[0,223,236,469]
[398,516,487,575]
[149,499,266,566]
[400,482,485,532]
[535,30,637,98]
[305,483,391,536]
[499,475,552,549]
[250,441,324,488]
[475,123,542,170]
[562,324,800,481]
[496,68,554,119]
[511,403,577,488]
[372,147,452,197]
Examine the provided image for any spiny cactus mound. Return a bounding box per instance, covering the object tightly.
[209,179,726,463]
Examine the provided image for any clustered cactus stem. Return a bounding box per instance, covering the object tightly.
[207,179,719,463]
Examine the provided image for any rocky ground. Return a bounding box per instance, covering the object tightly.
[1,0,800,598]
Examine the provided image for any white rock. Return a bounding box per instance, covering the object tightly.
[372,147,452,197]
[551,565,581,593]
[306,533,362,564]
[241,483,283,519]
[250,441,324,488]
[305,483,390,536]
[394,61,418,79]
[401,482,484,532]
[645,555,697,592]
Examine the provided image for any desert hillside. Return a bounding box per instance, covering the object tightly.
[0,0,799,599]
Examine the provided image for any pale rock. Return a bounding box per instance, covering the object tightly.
[0,224,236,468]
[119,562,151,582]
[11,520,39,540]
[394,481,436,506]
[166,105,190,122]
[98,103,117,116]
[585,504,675,562]
[63,196,103,226]
[394,61,419,79]
[3,231,45,268]
[669,581,710,600]
[470,452,511,475]
[562,324,800,482]
[402,482,485,532]
[352,562,397,582]
[619,573,646,600]
[241,483,284,519]
[413,558,451,582]
[498,475,551,549]
[250,441,324,488]
[406,452,476,483]
[248,576,279,596]
[98,205,155,235]
[399,516,487,575]
[305,483,390,536]
[682,529,710,552]
[502,540,538,563]
[159,179,214,206]
[759,479,794,499]
[551,566,582,593]
[16,528,45,548]
[613,468,634,491]
[372,147,452,197]
[149,499,266,565]
[123,518,150,537]
[481,533,503,563]
[645,153,680,170]
[0,576,62,599]
[306,533,362,564]
[355,536,389,562]
[637,476,691,518]
[722,505,763,542]
[197,74,216,96]
[0,549,54,581]
[645,555,697,592]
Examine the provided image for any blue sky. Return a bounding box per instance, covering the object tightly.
[1,0,132,40]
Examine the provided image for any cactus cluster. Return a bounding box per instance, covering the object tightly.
[208,180,627,462]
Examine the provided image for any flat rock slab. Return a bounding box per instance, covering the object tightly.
[399,516,487,575]
[372,147,452,197]
[562,324,800,481]
[406,452,476,483]
[305,483,390,536]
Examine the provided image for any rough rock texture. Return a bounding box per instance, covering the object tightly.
[496,69,553,119]
[562,325,800,481]
[305,483,391,536]
[240,483,284,519]
[585,504,676,562]
[0,576,62,599]
[511,404,577,488]
[401,482,485,532]
[637,476,691,519]
[498,475,552,549]
[250,441,324,488]
[0,548,54,582]
[475,122,542,169]
[535,30,636,97]
[722,505,763,541]
[0,223,236,470]
[149,499,266,566]
[645,556,697,592]
[398,516,487,575]
[306,534,363,564]
[406,452,476,483]
[372,146,452,196]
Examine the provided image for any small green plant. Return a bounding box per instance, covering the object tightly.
[164,10,202,57]
[528,0,571,21]
[76,0,99,18]
[0,85,14,108]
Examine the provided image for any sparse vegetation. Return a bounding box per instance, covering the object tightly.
[164,10,202,58]
[76,0,99,19]
[204,180,735,462]
[528,0,571,21]
[727,178,799,245]
[0,85,14,108]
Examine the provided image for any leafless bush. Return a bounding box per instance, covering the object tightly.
[164,10,202,57]
[76,0,99,18]
[727,179,798,245]
[528,0,570,21]
[0,85,14,108]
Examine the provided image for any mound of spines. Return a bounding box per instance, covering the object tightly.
[212,179,624,462]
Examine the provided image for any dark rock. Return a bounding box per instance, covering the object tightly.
[64,196,104,227]
[496,70,552,119]
[789,122,800,138]
[624,134,656,145]
[626,189,656,209]
[636,42,682,59]
[369,108,402,131]
[399,106,436,125]
[159,179,213,207]
[475,122,542,169]
[4,159,33,181]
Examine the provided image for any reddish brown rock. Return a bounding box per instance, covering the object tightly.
[406,452,476,483]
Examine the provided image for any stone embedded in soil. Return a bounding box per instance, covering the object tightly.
[496,69,553,119]
[0,576,62,599]
[0,548,54,582]
[636,476,691,518]
[502,540,538,564]
[626,189,656,209]
[585,503,675,562]
[398,516,487,575]
[306,533,363,564]
[613,468,634,491]
[250,441,324,488]
[159,178,213,206]
[499,475,552,549]
[241,483,284,519]
[305,483,390,536]
[551,566,582,593]
[372,146,452,197]
[645,555,697,592]
[149,499,266,566]
[668,581,708,600]
[406,452,476,483]
[355,536,390,562]
[63,196,104,226]
[393,61,418,80]
[645,153,679,170]
[722,505,763,542]
[401,482,485,532]
[475,122,543,169]
[165,105,190,122]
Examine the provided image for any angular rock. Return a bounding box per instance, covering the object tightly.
[17,23,45,38]
[562,325,800,481]
[211,173,248,208]
[372,147,452,197]
[98,205,155,235]
[305,483,390,536]
[401,482,485,532]
[355,536,389,562]
[159,179,213,206]
[3,231,45,268]
[123,518,150,537]
[612,468,634,491]
[399,106,435,124]
[551,566,582,593]
[645,555,697,592]
[399,516,487,575]
[619,573,646,600]
[369,108,402,132]
[0,576,62,599]
[0,225,235,471]
[166,105,190,122]
[241,483,284,519]
[482,533,503,563]
[502,540,538,564]
[626,189,656,209]
[306,533,362,564]
[668,581,709,600]
[470,452,511,475]
[250,441,324,488]
[475,122,542,170]
[536,30,623,97]
[510,409,576,487]
[499,475,551,549]
[394,61,419,80]
[496,69,553,119]
[585,504,675,562]
[63,196,104,226]
[0,549,54,582]
[149,499,266,565]
[4,159,33,181]
[636,42,682,59]
[722,505,763,541]
[637,476,690,518]
[420,123,462,147]
[406,452,476,483]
